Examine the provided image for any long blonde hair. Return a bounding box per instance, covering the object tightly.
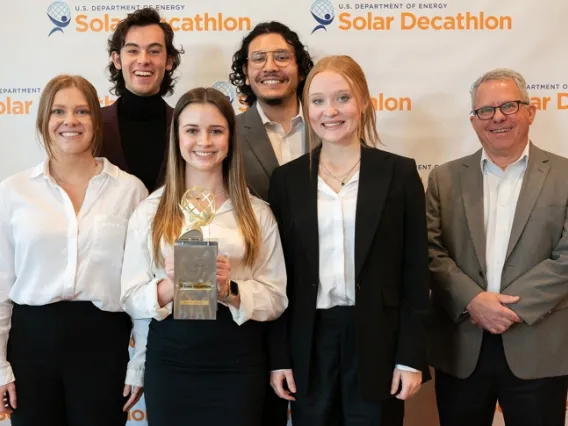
[151,87,260,267]
[302,55,381,153]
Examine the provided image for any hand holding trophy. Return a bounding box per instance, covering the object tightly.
[174,186,219,320]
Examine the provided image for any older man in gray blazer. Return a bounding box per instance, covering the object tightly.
[427,68,568,426]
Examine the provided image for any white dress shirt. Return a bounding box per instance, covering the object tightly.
[121,188,288,328]
[317,173,359,309]
[256,102,306,165]
[0,158,149,387]
[316,173,417,373]
[482,144,529,293]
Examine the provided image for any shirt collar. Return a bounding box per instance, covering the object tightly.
[480,142,530,172]
[206,188,258,215]
[256,101,304,127]
[317,171,360,196]
[148,186,256,215]
[30,157,118,181]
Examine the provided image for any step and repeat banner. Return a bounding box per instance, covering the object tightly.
[1,0,568,425]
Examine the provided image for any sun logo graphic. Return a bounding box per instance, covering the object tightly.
[212,81,235,104]
[310,0,335,34]
[47,2,72,37]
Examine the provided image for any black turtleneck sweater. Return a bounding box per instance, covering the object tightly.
[118,90,168,191]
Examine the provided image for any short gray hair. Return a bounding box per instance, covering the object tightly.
[470,68,530,110]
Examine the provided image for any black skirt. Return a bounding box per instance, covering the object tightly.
[144,304,267,426]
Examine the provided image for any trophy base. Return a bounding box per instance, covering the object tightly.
[173,239,218,320]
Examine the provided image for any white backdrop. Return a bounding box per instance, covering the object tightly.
[1,0,568,425]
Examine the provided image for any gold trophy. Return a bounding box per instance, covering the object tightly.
[173,187,219,320]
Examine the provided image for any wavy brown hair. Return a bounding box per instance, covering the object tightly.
[106,8,183,97]
[151,87,260,266]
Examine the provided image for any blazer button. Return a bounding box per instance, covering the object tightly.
[479,270,485,278]
[356,281,361,290]
[312,283,317,288]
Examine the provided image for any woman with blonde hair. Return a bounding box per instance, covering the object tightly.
[268,55,430,425]
[0,75,148,426]
[121,87,287,426]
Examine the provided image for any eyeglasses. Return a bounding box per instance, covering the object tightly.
[247,49,294,69]
[472,100,528,120]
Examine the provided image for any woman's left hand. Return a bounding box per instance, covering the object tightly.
[122,384,143,412]
[216,254,231,298]
[390,368,422,400]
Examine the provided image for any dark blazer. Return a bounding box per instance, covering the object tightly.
[99,99,173,190]
[267,146,431,403]
[237,105,280,201]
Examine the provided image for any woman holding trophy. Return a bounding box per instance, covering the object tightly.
[0,75,148,426]
[267,56,431,426]
[121,87,288,426]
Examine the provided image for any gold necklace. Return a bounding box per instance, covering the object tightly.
[320,157,361,186]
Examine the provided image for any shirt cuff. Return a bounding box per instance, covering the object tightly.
[0,363,15,387]
[395,364,420,373]
[143,279,172,321]
[227,280,253,326]
[125,367,144,388]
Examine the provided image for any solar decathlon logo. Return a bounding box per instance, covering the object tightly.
[310,0,335,34]
[47,1,72,37]
[212,81,235,103]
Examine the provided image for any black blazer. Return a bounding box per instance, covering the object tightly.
[99,99,173,191]
[267,146,431,403]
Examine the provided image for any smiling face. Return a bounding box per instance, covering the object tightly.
[112,24,173,97]
[47,86,94,158]
[307,71,362,147]
[244,33,301,107]
[470,79,536,161]
[178,102,230,174]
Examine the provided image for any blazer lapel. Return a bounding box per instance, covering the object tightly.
[241,106,280,176]
[101,100,129,172]
[505,144,549,261]
[460,150,487,274]
[290,150,320,283]
[354,148,393,282]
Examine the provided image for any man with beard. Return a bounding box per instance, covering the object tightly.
[230,21,314,426]
[230,21,314,201]
[100,8,183,192]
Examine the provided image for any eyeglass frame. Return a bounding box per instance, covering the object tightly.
[246,49,295,69]
[471,100,529,120]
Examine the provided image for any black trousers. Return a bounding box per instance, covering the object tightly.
[436,332,568,426]
[262,320,290,426]
[262,373,290,426]
[292,306,404,426]
[8,301,131,426]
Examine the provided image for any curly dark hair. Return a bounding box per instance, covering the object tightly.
[229,21,314,107]
[106,8,183,97]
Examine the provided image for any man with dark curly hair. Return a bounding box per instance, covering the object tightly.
[230,21,314,426]
[100,7,183,191]
[230,21,314,202]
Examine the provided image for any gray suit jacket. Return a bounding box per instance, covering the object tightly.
[427,143,568,379]
[236,105,279,201]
